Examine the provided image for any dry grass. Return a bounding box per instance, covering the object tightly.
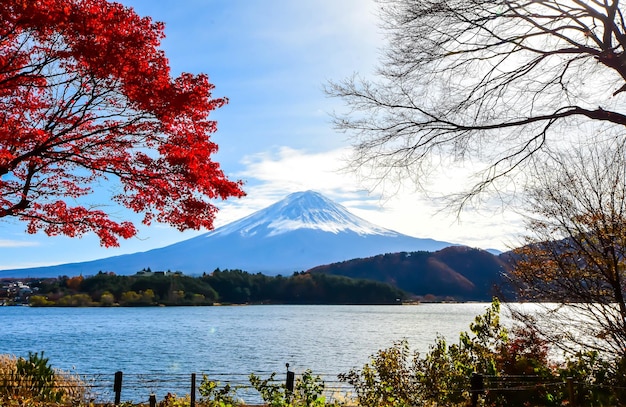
[0,354,90,406]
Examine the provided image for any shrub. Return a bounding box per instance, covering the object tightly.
[56,293,93,306]
[199,375,242,407]
[558,351,626,406]
[157,392,193,407]
[120,289,155,306]
[28,295,53,307]
[99,291,116,306]
[249,372,289,407]
[338,299,562,407]
[0,352,88,405]
[294,369,327,407]
[249,371,336,407]
[339,340,419,407]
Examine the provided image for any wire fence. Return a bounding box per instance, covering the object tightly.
[480,374,626,407]
[3,371,626,406]
[0,370,349,406]
[103,372,346,404]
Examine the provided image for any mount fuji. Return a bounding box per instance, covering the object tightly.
[2,190,457,278]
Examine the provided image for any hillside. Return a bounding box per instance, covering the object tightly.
[308,246,511,301]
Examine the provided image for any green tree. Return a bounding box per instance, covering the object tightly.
[79,272,129,301]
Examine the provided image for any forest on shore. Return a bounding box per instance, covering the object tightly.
[19,269,407,306]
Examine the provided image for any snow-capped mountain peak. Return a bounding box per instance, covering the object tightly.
[208,190,396,238]
[2,190,457,277]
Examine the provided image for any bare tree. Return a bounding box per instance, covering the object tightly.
[507,140,626,358]
[327,0,626,203]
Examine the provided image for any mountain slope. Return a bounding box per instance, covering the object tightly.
[2,191,457,278]
[308,246,511,301]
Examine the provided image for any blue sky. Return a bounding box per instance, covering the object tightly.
[0,1,524,271]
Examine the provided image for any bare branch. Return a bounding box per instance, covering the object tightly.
[327,0,626,207]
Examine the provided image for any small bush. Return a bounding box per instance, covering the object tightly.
[0,352,88,406]
[339,340,419,407]
[249,372,289,407]
[199,375,242,407]
[249,371,337,407]
[294,369,327,407]
[157,392,193,407]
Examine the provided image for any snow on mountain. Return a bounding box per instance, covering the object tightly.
[209,190,396,238]
[1,190,457,278]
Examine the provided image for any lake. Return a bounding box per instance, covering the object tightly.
[0,303,495,402]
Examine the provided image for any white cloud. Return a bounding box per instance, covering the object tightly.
[0,239,39,248]
[238,146,356,192]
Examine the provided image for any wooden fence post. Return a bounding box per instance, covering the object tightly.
[191,373,196,407]
[113,371,123,406]
[567,377,576,407]
[286,363,295,393]
[470,372,484,407]
[149,394,157,407]
[285,362,295,404]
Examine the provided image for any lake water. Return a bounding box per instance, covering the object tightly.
[0,303,494,402]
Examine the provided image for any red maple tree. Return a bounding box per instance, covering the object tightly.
[0,0,245,247]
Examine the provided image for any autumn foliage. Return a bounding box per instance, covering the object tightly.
[0,0,244,246]
[507,142,626,359]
